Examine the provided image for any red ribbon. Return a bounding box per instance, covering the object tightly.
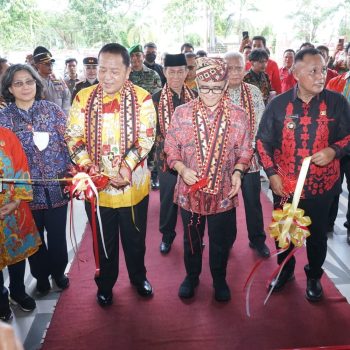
[65,165,109,277]
[186,177,209,194]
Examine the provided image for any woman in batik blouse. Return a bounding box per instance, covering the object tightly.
[0,126,41,321]
[0,64,71,297]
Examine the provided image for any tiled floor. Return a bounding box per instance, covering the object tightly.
[3,182,350,350]
[2,199,88,350]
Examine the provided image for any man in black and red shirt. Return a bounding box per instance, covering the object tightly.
[256,48,350,302]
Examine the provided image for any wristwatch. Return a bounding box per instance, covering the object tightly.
[232,168,244,179]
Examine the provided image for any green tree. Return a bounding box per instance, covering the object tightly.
[288,0,339,42]
[0,0,43,50]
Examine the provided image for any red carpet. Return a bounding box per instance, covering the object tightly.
[42,192,350,350]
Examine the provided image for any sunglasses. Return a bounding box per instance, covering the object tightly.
[12,79,36,88]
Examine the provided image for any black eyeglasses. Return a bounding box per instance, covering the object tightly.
[12,79,36,88]
[198,86,225,94]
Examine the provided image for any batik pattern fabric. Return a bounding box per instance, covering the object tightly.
[0,127,40,270]
[228,82,264,173]
[256,87,350,199]
[152,85,197,172]
[165,98,253,215]
[0,96,6,110]
[0,100,71,210]
[243,69,272,105]
[66,82,156,209]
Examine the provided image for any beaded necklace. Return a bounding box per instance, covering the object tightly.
[192,93,231,195]
[158,84,195,137]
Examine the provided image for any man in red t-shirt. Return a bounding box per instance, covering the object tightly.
[279,49,297,93]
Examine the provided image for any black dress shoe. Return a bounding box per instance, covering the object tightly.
[178,276,199,299]
[133,280,153,297]
[306,278,323,302]
[151,179,159,190]
[0,304,12,322]
[160,241,172,254]
[213,280,231,302]
[54,275,70,290]
[36,278,51,295]
[326,225,334,235]
[96,291,113,307]
[268,269,295,292]
[249,242,271,258]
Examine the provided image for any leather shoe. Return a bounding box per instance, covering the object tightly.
[54,275,70,290]
[151,179,159,190]
[214,280,231,302]
[306,278,323,302]
[160,241,172,254]
[268,269,295,292]
[36,278,51,295]
[347,230,350,245]
[133,280,153,297]
[249,242,270,258]
[96,291,113,307]
[178,276,199,299]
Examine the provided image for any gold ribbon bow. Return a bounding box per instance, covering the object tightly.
[268,157,312,249]
[269,203,311,248]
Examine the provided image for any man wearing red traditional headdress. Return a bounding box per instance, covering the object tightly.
[165,57,253,302]
[256,48,350,302]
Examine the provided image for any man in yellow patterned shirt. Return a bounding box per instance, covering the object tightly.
[65,43,156,307]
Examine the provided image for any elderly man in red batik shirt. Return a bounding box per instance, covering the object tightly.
[257,48,350,303]
[165,57,253,302]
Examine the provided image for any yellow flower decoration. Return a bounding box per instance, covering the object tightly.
[268,156,313,249]
[269,203,311,249]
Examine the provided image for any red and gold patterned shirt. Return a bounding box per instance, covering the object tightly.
[256,87,350,198]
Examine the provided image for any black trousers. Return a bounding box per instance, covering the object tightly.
[85,196,149,294]
[0,260,26,301]
[148,145,158,182]
[159,169,178,243]
[273,194,334,279]
[28,204,68,281]
[241,171,266,245]
[329,156,350,227]
[180,208,236,282]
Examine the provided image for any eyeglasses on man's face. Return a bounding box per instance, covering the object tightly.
[12,79,36,88]
[198,86,225,94]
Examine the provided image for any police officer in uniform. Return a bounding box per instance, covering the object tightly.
[33,46,71,116]
[71,56,99,103]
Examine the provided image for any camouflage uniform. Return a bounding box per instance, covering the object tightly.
[129,64,162,95]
